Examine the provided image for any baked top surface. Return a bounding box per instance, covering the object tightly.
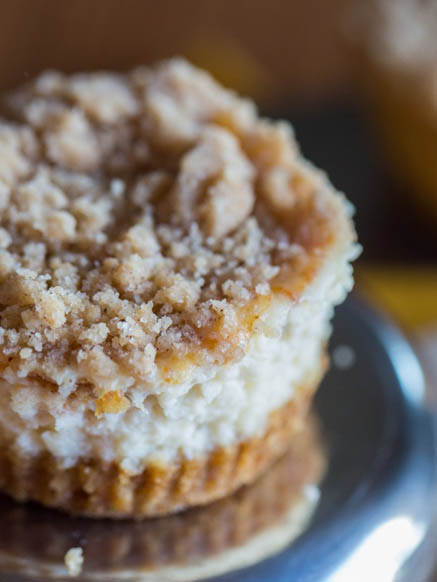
[0,58,355,393]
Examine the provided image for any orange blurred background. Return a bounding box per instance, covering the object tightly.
[0,0,351,104]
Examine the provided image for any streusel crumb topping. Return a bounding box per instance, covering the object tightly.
[0,59,342,394]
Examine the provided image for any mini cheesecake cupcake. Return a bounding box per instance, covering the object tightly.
[0,58,357,518]
[348,0,437,220]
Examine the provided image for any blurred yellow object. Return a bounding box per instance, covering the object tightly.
[346,1,437,222]
[358,265,437,330]
[185,36,275,101]
[363,68,437,222]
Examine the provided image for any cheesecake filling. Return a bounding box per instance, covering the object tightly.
[0,242,354,472]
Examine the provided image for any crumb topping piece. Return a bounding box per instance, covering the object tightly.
[64,547,84,577]
[0,58,332,395]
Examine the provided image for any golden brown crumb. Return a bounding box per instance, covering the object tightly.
[0,58,334,397]
[64,547,83,577]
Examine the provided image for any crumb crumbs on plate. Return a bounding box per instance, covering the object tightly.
[64,547,83,577]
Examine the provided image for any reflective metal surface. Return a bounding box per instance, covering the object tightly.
[0,297,435,582]
[216,297,436,582]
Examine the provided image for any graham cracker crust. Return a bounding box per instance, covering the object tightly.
[0,374,321,519]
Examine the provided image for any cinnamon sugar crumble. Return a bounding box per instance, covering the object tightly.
[64,547,84,577]
[0,58,323,394]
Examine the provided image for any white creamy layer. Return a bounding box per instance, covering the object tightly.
[0,243,356,472]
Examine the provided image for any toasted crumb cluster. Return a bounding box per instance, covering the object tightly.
[0,58,343,394]
[64,547,83,577]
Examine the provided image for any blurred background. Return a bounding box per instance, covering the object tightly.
[0,0,436,578]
